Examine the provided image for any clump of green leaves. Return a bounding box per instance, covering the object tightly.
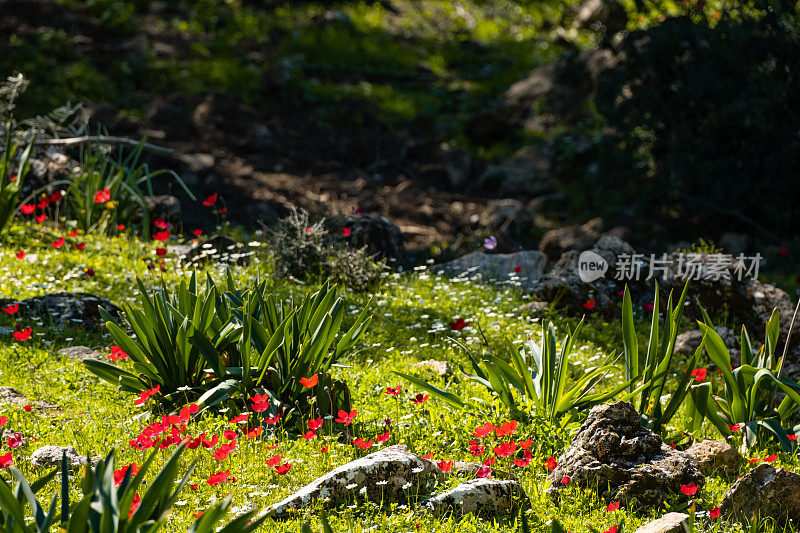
[622,282,699,440]
[398,319,629,424]
[85,273,371,431]
[688,307,800,452]
[0,446,264,533]
[0,118,34,241]
[269,208,385,292]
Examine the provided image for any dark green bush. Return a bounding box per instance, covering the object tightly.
[594,6,800,234]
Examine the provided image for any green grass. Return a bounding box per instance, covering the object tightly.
[0,221,796,532]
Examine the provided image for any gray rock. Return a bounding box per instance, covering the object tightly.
[633,512,690,533]
[57,346,103,361]
[538,218,604,261]
[144,195,181,224]
[423,478,529,517]
[0,293,120,330]
[477,145,555,197]
[720,463,800,525]
[265,445,443,520]
[435,250,547,288]
[686,440,741,476]
[412,359,453,378]
[340,215,407,266]
[0,387,59,412]
[30,446,101,470]
[546,401,704,508]
[674,327,740,366]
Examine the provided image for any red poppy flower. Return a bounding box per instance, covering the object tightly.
[422,452,433,459]
[763,453,779,462]
[353,437,373,450]
[561,476,570,485]
[606,501,620,512]
[680,483,698,496]
[22,405,31,413]
[2,304,18,314]
[449,318,469,330]
[202,193,218,206]
[108,346,129,361]
[788,434,797,441]
[264,414,281,424]
[117,224,125,231]
[437,460,453,472]
[75,242,86,250]
[514,266,522,272]
[7,433,23,448]
[192,229,202,237]
[37,198,49,209]
[473,422,495,438]
[245,426,262,439]
[85,268,94,277]
[484,457,496,466]
[20,204,35,215]
[335,409,357,426]
[133,385,160,406]
[307,417,323,431]
[153,230,170,242]
[582,300,596,310]
[35,213,46,223]
[228,414,248,424]
[217,207,227,215]
[300,374,319,388]
[15,250,25,260]
[376,430,391,442]
[475,466,491,478]
[513,449,532,467]
[320,446,329,453]
[223,430,237,441]
[156,248,167,257]
[13,328,31,341]
[493,441,517,457]
[342,227,351,237]
[94,188,111,204]
[709,506,721,518]
[544,457,558,471]
[192,511,203,518]
[520,439,532,449]
[250,393,269,413]
[604,527,618,533]
[274,463,292,475]
[495,420,518,437]
[643,302,655,313]
[469,441,485,456]
[411,393,429,404]
[747,457,759,463]
[728,423,741,432]
[68,229,79,237]
[206,470,230,487]
[52,237,64,248]
[384,385,402,396]
[779,245,789,257]
[113,463,140,486]
[690,368,708,382]
[0,416,6,427]
[0,453,12,468]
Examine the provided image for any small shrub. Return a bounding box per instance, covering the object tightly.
[269,208,385,292]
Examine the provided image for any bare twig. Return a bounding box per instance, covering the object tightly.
[30,136,174,155]
[776,296,800,381]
